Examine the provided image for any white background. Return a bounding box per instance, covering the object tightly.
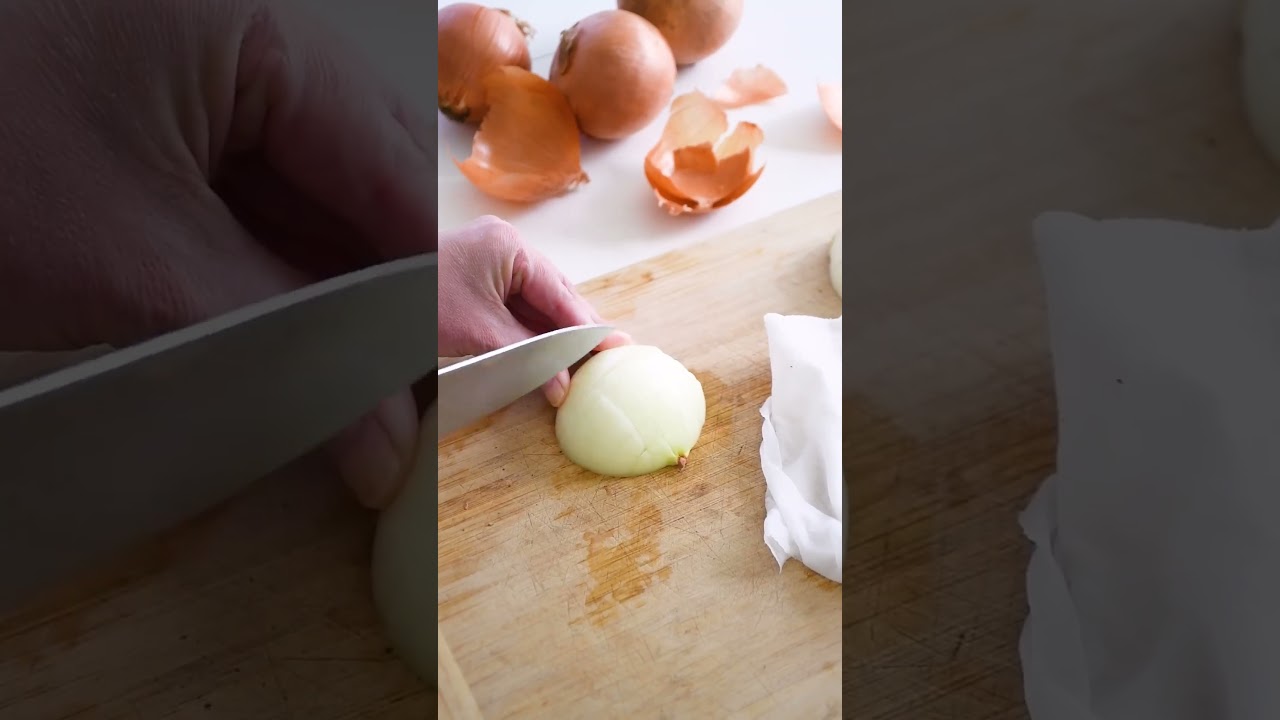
[305,1,843,283]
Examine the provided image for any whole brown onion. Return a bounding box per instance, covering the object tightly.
[438,3,533,124]
[548,10,677,141]
[617,0,745,66]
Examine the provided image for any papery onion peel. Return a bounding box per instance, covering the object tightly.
[713,65,789,109]
[437,3,534,125]
[818,82,842,131]
[643,91,765,216]
[454,66,589,203]
[616,0,745,66]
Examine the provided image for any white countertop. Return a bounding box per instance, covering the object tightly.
[303,1,841,284]
[433,0,843,283]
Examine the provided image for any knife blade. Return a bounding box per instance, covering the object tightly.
[437,324,613,440]
[0,253,438,612]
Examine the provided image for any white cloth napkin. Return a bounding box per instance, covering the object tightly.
[1023,211,1280,720]
[758,312,843,584]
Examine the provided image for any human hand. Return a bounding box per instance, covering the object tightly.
[0,0,433,508]
[438,216,632,406]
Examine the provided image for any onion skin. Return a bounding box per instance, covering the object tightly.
[617,0,745,66]
[644,91,765,215]
[549,10,677,140]
[454,67,589,203]
[438,3,533,125]
[713,65,788,109]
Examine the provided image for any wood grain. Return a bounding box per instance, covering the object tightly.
[850,0,1280,718]
[0,455,431,719]
[437,626,481,720]
[438,193,844,719]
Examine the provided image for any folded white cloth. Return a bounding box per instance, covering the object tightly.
[1023,211,1280,720]
[759,313,843,583]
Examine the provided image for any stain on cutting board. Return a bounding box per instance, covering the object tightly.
[553,368,742,627]
[579,503,672,627]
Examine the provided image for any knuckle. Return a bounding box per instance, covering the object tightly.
[475,214,515,236]
[468,214,523,252]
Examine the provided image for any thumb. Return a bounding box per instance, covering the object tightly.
[326,390,421,509]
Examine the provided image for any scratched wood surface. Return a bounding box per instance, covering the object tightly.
[0,451,434,719]
[437,625,481,720]
[437,193,844,719]
[849,0,1280,718]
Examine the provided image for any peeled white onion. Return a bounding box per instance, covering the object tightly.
[1242,0,1280,167]
[555,345,706,477]
[829,230,842,298]
[370,403,437,682]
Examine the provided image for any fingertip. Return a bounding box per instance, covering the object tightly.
[329,390,420,509]
[596,331,634,351]
[544,371,570,407]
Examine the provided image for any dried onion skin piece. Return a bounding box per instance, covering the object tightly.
[643,91,765,215]
[454,67,589,204]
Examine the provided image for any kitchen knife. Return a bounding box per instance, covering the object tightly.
[0,253,437,612]
[437,324,613,440]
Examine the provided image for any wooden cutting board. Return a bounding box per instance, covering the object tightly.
[437,625,481,719]
[0,453,433,720]
[438,192,844,719]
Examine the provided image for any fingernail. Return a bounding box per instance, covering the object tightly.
[335,392,419,509]
[597,331,632,351]
[546,375,568,407]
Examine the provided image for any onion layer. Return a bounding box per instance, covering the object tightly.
[617,0,745,66]
[549,10,677,140]
[644,91,765,215]
[555,345,706,477]
[438,3,533,124]
[454,66,589,203]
